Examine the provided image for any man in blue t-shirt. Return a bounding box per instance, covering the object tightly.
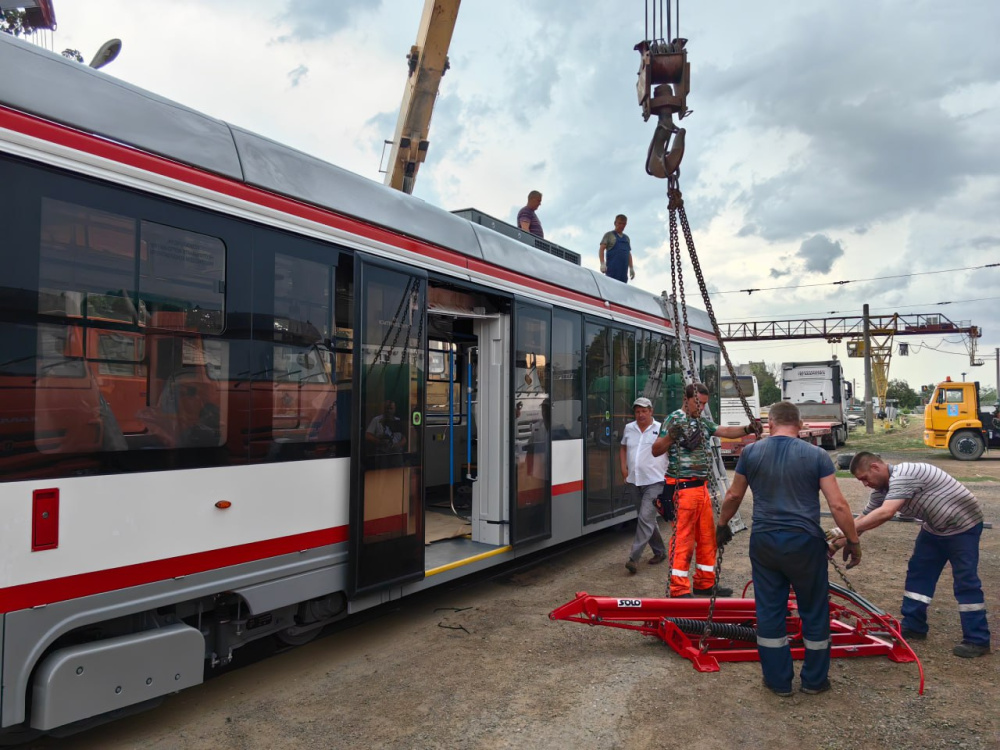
[716,401,861,698]
[599,214,634,283]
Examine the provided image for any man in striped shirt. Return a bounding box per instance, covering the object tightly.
[846,452,991,658]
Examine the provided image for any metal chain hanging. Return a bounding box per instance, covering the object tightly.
[669,182,756,427]
[637,1,760,651]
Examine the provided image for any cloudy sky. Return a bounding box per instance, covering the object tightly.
[39,0,1000,397]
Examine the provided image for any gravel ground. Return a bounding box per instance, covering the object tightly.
[30,446,1000,750]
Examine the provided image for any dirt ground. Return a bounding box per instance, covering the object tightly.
[33,432,1000,749]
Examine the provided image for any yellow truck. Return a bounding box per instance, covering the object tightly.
[923,378,1000,460]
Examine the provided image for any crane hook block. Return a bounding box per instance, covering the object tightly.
[635,38,690,122]
[646,111,685,179]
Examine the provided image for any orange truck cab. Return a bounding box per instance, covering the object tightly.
[923,378,1000,460]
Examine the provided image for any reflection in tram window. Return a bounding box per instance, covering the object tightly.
[513,304,551,543]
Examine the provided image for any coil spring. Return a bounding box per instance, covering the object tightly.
[665,617,757,643]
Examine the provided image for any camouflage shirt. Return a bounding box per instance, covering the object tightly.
[659,408,719,479]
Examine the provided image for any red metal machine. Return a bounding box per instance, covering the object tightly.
[550,582,924,694]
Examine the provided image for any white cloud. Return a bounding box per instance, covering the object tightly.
[43,0,1000,390]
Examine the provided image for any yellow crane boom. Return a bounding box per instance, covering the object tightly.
[384,0,461,194]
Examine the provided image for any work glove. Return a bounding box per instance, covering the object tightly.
[747,417,763,437]
[600,263,607,274]
[843,539,862,569]
[825,526,846,554]
[667,422,684,441]
[629,267,635,280]
[715,524,733,548]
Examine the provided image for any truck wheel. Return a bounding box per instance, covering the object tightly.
[949,430,985,461]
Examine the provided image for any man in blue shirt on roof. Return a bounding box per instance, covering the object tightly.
[599,214,635,283]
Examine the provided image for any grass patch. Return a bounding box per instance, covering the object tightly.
[840,417,954,453]
[845,425,927,452]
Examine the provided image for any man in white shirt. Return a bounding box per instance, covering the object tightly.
[621,397,668,573]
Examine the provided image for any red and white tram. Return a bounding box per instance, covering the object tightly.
[0,34,722,738]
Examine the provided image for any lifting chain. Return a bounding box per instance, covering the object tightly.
[698,542,724,652]
[827,555,857,593]
[640,9,757,651]
[668,181,756,428]
[666,178,761,653]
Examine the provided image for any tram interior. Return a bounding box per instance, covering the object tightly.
[421,286,505,570]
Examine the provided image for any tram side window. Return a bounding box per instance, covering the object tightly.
[140,220,225,334]
[551,310,582,440]
[637,331,673,417]
[267,252,344,453]
[34,197,230,455]
[663,337,683,413]
[701,347,720,420]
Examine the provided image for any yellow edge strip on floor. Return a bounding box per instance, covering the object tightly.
[425,545,513,577]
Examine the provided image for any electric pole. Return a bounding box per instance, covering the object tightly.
[863,304,873,435]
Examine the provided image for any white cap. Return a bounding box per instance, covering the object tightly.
[632,397,653,409]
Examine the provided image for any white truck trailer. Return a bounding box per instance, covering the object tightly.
[780,359,851,449]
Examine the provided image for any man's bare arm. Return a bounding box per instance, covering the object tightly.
[719,473,749,526]
[651,432,673,457]
[818,474,859,541]
[853,496,906,534]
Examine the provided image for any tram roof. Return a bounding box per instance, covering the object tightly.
[0,33,713,335]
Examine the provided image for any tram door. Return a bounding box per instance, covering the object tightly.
[351,259,426,595]
[511,302,552,544]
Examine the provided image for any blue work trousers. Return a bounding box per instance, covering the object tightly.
[901,523,990,646]
[750,529,831,692]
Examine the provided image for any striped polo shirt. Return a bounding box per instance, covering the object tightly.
[862,462,983,536]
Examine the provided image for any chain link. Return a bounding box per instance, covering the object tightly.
[827,555,857,593]
[698,542,724,652]
[666,178,761,650]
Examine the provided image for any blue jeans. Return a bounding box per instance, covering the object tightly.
[750,530,831,692]
[901,523,990,646]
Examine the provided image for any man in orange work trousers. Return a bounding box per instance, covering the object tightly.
[652,383,759,597]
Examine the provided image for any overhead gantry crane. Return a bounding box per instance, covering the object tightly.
[383,0,461,194]
[718,311,982,422]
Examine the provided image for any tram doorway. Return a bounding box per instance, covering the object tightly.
[423,286,510,571]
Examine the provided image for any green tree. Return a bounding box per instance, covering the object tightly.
[886,378,920,410]
[1,9,31,36]
[749,361,781,406]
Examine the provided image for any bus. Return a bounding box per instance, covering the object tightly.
[717,374,760,463]
[0,34,722,739]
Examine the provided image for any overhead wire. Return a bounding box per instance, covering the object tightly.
[726,296,1000,323]
[714,263,999,296]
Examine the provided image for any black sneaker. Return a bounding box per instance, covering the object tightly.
[900,628,927,641]
[799,679,831,695]
[762,679,793,698]
[953,641,991,658]
[625,559,637,574]
[694,586,733,598]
